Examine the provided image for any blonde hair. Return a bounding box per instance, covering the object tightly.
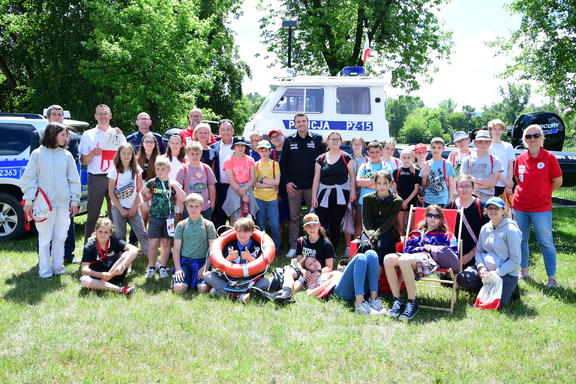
[185,193,204,207]
[154,157,171,168]
[250,130,263,140]
[522,124,545,146]
[193,123,211,142]
[399,149,415,173]
[186,141,203,153]
[488,119,505,130]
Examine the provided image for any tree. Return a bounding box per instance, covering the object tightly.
[386,95,424,138]
[491,0,576,110]
[438,99,458,114]
[0,0,248,131]
[259,0,452,91]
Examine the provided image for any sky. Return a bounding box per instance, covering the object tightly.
[229,0,546,112]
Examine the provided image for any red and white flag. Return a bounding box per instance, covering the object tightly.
[362,31,370,63]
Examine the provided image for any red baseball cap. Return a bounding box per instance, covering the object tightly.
[268,129,284,138]
[414,143,427,152]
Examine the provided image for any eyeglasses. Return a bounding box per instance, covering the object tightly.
[143,140,155,144]
[425,213,441,219]
[329,137,341,142]
[270,135,281,140]
[189,114,202,118]
[138,117,150,121]
[456,184,473,190]
[525,133,542,140]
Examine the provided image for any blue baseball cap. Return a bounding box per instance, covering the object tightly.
[485,197,506,209]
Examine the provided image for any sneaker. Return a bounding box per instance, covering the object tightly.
[210,288,225,296]
[249,287,276,302]
[145,267,156,279]
[344,246,350,258]
[547,277,558,288]
[159,267,169,279]
[399,299,419,320]
[519,268,532,280]
[120,286,136,297]
[355,301,383,316]
[274,289,296,305]
[239,293,250,304]
[369,298,387,315]
[285,248,296,258]
[388,298,405,318]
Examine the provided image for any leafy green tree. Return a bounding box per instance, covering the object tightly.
[491,0,576,110]
[386,95,424,138]
[259,0,453,91]
[438,98,457,114]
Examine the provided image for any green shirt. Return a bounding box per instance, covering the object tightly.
[146,177,181,218]
[174,217,217,259]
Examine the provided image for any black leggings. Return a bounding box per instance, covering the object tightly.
[358,230,399,266]
[315,191,349,251]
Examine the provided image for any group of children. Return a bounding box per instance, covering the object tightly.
[79,124,519,320]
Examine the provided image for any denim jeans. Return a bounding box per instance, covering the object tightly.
[334,250,380,301]
[513,209,557,276]
[256,198,281,249]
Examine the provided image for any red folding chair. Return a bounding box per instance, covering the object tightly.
[398,206,463,313]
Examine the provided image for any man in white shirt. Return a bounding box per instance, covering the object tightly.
[79,104,125,241]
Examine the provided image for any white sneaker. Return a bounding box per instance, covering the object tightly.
[159,267,169,279]
[145,267,156,279]
[286,249,297,258]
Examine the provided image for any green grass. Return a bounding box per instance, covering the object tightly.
[1,211,576,383]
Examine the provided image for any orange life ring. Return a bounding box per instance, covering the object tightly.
[209,229,276,277]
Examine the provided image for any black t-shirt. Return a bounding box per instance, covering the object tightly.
[445,198,489,268]
[82,237,127,273]
[316,151,352,202]
[296,236,335,268]
[201,148,215,168]
[280,132,326,190]
[223,239,262,264]
[271,148,286,195]
[393,167,422,207]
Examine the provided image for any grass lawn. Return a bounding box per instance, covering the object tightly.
[1,210,575,383]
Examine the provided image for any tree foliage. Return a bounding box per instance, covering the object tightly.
[259,0,453,91]
[492,0,576,110]
[386,95,424,138]
[0,0,248,131]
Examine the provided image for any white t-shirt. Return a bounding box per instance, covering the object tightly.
[108,167,141,208]
[489,142,515,187]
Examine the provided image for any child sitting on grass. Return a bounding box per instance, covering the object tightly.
[172,193,218,294]
[140,157,186,280]
[203,217,271,303]
[79,218,139,297]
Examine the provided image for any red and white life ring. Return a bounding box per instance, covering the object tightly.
[209,229,276,278]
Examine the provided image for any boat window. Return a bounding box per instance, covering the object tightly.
[336,87,371,115]
[273,88,324,113]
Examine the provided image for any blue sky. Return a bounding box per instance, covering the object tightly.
[230,0,543,111]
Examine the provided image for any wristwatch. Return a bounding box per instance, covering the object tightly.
[259,178,264,183]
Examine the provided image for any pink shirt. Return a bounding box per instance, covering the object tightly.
[223,155,255,184]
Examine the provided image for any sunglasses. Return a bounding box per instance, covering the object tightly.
[425,213,441,219]
[525,133,542,140]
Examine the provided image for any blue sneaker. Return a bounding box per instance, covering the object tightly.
[388,297,405,318]
[399,299,419,320]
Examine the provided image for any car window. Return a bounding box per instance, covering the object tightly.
[336,87,371,115]
[273,88,324,113]
[0,123,35,155]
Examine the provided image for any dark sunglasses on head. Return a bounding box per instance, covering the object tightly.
[525,133,541,140]
[425,213,441,219]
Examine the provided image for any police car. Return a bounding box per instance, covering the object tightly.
[243,67,390,142]
[0,112,89,241]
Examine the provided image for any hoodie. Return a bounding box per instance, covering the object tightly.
[475,218,521,277]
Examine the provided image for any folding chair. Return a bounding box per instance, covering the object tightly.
[399,206,463,313]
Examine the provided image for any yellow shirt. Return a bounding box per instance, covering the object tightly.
[254,159,280,201]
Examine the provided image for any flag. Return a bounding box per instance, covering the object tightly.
[362,31,370,64]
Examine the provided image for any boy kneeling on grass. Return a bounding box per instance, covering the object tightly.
[79,218,139,297]
[203,217,271,304]
[172,193,218,294]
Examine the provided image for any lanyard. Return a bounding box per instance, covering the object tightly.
[96,240,110,262]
